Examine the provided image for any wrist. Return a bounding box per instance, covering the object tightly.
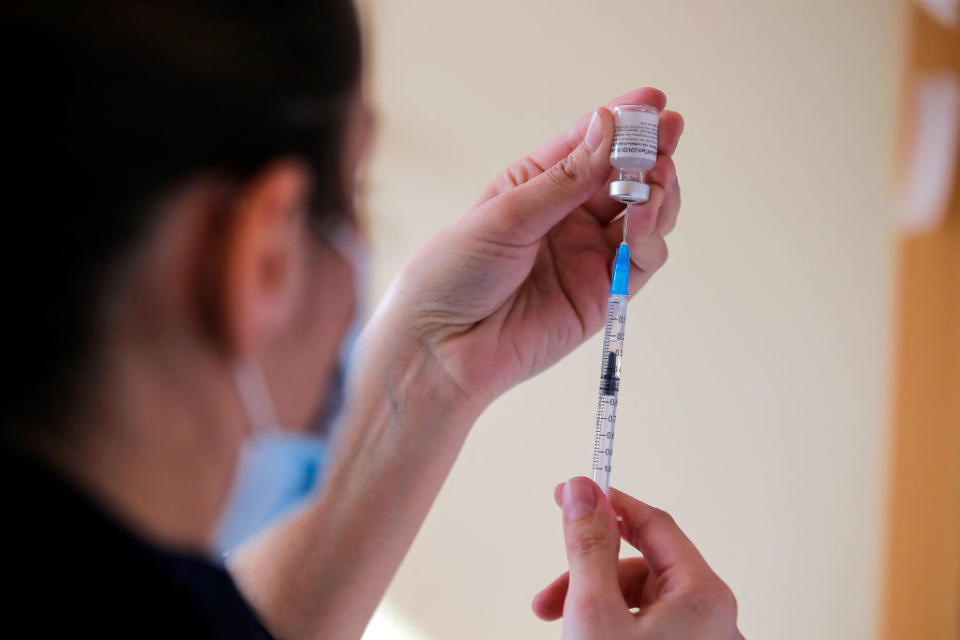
[348,316,486,433]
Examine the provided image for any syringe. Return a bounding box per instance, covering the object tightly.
[591,219,632,495]
[591,103,659,494]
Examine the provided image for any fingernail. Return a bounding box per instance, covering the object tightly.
[563,478,597,520]
[584,110,603,153]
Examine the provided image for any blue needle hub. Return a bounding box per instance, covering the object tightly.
[609,242,630,296]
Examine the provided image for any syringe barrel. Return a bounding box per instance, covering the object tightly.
[592,293,628,495]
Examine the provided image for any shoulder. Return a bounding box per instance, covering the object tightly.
[0,446,274,639]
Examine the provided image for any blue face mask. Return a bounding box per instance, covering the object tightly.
[213,428,326,552]
[214,226,366,554]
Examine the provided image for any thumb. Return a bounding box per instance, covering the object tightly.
[561,477,626,609]
[483,108,615,245]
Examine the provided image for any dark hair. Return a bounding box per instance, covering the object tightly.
[2,1,363,434]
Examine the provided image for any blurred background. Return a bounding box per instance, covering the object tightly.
[357,1,958,639]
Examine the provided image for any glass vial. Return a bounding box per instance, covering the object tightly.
[608,104,660,204]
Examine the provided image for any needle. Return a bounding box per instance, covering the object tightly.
[623,204,630,243]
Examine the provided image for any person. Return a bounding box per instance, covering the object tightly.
[1,1,742,638]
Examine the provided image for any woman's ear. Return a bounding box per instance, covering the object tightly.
[219,159,312,360]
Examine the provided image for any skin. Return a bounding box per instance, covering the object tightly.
[228,87,695,639]
[29,161,356,549]
[28,84,737,639]
[534,478,744,640]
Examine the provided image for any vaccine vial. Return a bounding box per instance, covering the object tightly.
[608,104,660,204]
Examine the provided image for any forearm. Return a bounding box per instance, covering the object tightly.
[229,326,481,639]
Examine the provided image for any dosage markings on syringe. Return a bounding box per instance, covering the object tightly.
[593,395,618,471]
[593,298,626,478]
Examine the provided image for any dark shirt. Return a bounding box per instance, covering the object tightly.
[1,445,275,639]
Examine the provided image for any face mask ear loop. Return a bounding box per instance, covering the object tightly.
[327,221,367,273]
[233,361,281,437]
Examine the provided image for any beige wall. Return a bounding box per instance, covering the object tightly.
[362,1,900,638]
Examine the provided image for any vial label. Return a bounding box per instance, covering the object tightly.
[612,121,658,157]
[610,108,659,171]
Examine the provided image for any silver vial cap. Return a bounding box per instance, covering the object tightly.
[609,180,651,205]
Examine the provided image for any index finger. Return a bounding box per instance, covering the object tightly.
[473,88,671,207]
[530,87,668,170]
[608,488,711,586]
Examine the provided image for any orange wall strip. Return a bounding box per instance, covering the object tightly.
[882,3,960,639]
